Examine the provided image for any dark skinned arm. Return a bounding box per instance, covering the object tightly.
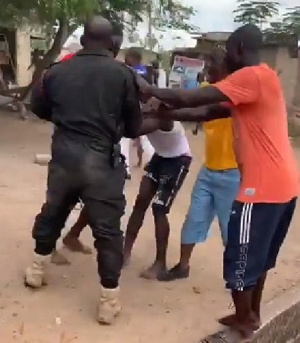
[139,81,229,108]
[137,117,173,136]
[149,104,231,122]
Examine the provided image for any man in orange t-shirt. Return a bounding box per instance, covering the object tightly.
[139,24,299,340]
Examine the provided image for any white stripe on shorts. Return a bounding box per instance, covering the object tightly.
[239,203,253,245]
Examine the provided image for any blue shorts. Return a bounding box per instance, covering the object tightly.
[181,166,240,245]
[224,198,297,291]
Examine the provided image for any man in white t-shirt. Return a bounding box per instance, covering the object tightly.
[123,120,192,279]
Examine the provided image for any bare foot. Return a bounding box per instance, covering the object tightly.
[219,312,261,331]
[219,314,255,340]
[139,262,167,280]
[63,236,92,254]
[51,250,71,265]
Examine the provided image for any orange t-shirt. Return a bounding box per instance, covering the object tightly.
[214,63,299,203]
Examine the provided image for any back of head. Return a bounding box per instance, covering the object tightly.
[207,46,227,82]
[225,24,263,72]
[125,47,142,67]
[81,14,123,57]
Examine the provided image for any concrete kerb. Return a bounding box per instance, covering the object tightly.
[199,287,300,343]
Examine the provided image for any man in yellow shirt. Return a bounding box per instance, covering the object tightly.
[159,47,240,281]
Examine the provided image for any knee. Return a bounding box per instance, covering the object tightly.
[151,203,168,216]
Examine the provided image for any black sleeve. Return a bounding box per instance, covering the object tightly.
[30,70,52,121]
[122,69,143,139]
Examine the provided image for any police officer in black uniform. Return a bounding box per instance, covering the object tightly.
[25,15,142,325]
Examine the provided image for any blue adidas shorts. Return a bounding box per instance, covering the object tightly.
[224,198,297,291]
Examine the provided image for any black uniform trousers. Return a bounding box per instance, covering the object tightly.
[32,133,126,288]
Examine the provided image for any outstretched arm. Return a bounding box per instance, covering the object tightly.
[138,67,261,109]
[137,117,173,136]
[147,104,231,122]
[137,78,229,108]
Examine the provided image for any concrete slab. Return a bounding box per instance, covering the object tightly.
[200,289,300,343]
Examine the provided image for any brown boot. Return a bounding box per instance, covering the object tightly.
[24,253,48,288]
[97,286,121,325]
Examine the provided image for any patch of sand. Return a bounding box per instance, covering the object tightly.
[0,112,300,342]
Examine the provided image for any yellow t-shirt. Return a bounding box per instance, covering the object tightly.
[200,82,237,170]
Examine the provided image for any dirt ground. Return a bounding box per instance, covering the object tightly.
[1,111,300,343]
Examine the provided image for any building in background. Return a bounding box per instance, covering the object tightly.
[0,24,47,87]
[172,31,300,109]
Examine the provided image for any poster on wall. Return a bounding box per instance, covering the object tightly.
[169,56,205,89]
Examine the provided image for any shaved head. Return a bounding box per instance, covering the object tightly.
[225,24,262,73]
[81,15,124,56]
[83,16,113,41]
[227,24,263,54]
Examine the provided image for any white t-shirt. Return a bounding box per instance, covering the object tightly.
[147,121,191,158]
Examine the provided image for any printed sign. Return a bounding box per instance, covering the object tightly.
[169,56,205,89]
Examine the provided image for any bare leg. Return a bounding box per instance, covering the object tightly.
[123,177,157,265]
[63,207,92,254]
[140,209,169,279]
[179,244,195,269]
[219,273,267,331]
[134,138,143,167]
[251,272,267,326]
[219,290,257,339]
[51,249,71,265]
[157,243,194,281]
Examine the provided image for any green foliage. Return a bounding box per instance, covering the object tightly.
[233,0,279,25]
[264,6,300,44]
[0,0,195,31]
[283,6,300,35]
[150,0,195,31]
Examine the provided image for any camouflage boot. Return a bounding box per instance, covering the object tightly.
[97,286,121,325]
[24,253,48,288]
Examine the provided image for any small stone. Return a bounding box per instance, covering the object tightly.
[55,316,62,326]
[12,312,18,317]
[192,286,201,294]
[228,302,234,309]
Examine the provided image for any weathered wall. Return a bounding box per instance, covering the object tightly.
[274,47,299,107]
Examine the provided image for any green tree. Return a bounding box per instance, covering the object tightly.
[264,6,300,42]
[233,0,279,26]
[128,0,195,52]
[0,0,195,97]
[283,6,300,36]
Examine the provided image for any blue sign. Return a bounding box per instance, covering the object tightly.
[132,64,147,76]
